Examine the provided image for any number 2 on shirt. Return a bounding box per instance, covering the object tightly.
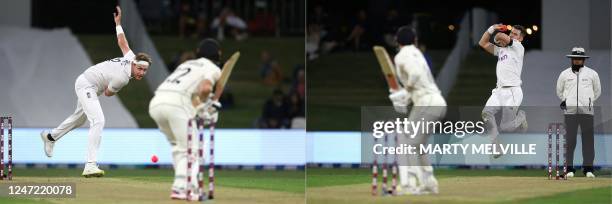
[166,67,192,84]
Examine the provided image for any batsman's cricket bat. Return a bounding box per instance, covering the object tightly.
[212,52,240,101]
[372,46,400,91]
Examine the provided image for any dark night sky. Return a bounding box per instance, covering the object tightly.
[308,0,541,49]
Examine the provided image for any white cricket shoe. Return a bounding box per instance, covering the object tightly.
[40,130,55,158]
[566,172,574,178]
[493,152,503,159]
[421,175,439,194]
[396,185,425,196]
[186,192,207,201]
[518,110,528,133]
[170,190,187,200]
[492,139,504,159]
[395,176,422,196]
[586,172,596,178]
[82,162,105,178]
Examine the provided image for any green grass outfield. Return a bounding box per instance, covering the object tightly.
[307,168,612,204]
[1,168,305,204]
[2,168,610,203]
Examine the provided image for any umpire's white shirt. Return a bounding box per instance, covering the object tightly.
[394,45,446,106]
[82,51,135,95]
[556,66,601,115]
[494,39,524,87]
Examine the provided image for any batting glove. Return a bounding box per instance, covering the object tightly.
[388,89,411,114]
[203,100,221,125]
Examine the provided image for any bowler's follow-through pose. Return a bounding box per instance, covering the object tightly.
[40,6,151,177]
[478,24,528,157]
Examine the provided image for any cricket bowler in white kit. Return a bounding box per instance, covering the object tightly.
[40,6,151,177]
[478,24,528,153]
[149,39,222,200]
[388,26,446,195]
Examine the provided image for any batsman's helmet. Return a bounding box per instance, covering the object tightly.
[197,38,221,63]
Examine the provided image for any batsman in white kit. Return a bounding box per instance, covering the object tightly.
[40,6,151,177]
[478,24,528,155]
[149,39,222,200]
[385,26,446,195]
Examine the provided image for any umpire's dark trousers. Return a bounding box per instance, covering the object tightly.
[564,114,594,173]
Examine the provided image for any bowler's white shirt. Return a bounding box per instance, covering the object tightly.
[493,40,524,87]
[82,51,135,95]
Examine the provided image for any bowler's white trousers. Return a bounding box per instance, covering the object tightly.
[50,74,105,163]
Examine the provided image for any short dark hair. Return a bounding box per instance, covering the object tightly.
[396,26,416,46]
[197,38,221,63]
[512,25,526,37]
